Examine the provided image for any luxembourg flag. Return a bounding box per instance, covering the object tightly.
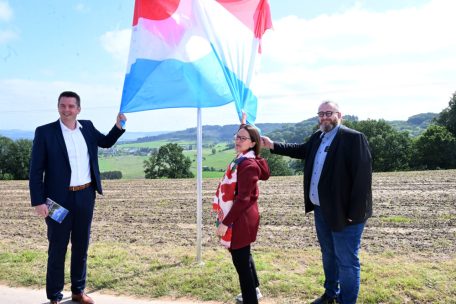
[119,0,272,124]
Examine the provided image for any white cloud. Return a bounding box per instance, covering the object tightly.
[100,29,131,62]
[0,1,12,22]
[257,0,456,122]
[0,1,16,44]
[3,1,455,132]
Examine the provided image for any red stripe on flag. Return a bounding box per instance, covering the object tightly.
[217,0,272,52]
[133,0,180,25]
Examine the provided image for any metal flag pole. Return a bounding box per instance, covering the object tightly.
[196,107,203,264]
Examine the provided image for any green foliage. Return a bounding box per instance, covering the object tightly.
[260,148,292,176]
[266,117,317,143]
[411,125,456,170]
[0,136,32,180]
[0,136,14,179]
[344,120,412,172]
[407,113,438,126]
[144,143,194,179]
[100,171,123,180]
[289,159,304,175]
[435,91,456,137]
[133,123,292,143]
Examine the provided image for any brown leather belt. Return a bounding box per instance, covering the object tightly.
[69,182,92,191]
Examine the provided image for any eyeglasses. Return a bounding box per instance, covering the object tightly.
[234,135,251,142]
[317,111,339,118]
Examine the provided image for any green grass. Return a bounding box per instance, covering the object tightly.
[380,215,413,224]
[1,242,455,303]
[99,155,148,179]
[186,146,235,176]
[100,142,234,179]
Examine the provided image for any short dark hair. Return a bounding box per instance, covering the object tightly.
[239,124,261,156]
[58,91,81,107]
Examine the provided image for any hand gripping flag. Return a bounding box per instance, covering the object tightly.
[120,0,272,124]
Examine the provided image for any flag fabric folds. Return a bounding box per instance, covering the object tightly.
[120,0,272,124]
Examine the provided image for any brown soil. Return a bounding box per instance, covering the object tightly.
[1,170,455,258]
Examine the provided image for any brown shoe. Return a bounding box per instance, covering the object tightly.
[71,292,95,304]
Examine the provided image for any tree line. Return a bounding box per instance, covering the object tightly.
[264,92,456,175]
[1,92,455,179]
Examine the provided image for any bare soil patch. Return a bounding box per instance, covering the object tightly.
[1,170,455,258]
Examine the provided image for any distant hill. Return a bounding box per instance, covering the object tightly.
[132,113,436,143]
[133,123,294,143]
[1,113,438,142]
[118,131,170,142]
[266,115,359,143]
[0,130,35,140]
[266,113,437,143]
[0,130,168,141]
[388,113,438,137]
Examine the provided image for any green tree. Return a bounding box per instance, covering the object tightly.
[411,125,456,170]
[260,148,292,176]
[0,136,13,179]
[345,120,412,172]
[289,159,304,175]
[144,143,194,179]
[9,139,32,180]
[0,136,14,179]
[100,171,123,179]
[435,91,456,137]
[0,136,32,180]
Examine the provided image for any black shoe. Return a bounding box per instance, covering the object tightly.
[311,293,339,304]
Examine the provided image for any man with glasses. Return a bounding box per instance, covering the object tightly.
[261,101,372,304]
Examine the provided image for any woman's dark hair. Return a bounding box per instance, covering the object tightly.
[239,124,261,156]
[58,91,81,107]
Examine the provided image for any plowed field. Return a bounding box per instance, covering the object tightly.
[1,170,455,257]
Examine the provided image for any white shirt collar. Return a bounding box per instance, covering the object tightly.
[59,119,82,132]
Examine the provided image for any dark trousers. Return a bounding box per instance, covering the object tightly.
[46,186,95,301]
[230,245,259,304]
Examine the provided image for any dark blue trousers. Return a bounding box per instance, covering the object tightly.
[45,186,95,301]
[314,205,365,304]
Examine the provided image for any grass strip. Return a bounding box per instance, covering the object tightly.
[0,242,455,303]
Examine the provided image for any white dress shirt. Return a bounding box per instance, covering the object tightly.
[59,120,92,187]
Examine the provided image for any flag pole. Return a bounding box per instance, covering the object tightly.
[196,107,203,264]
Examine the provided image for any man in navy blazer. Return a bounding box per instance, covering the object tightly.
[262,101,372,304]
[29,91,126,304]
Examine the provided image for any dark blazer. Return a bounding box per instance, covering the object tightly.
[29,119,125,208]
[272,125,372,231]
[222,157,270,250]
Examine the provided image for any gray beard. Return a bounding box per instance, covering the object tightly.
[320,121,338,132]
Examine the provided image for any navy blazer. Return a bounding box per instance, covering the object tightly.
[273,125,373,231]
[29,119,125,208]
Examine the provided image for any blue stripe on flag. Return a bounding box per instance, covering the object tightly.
[120,54,257,115]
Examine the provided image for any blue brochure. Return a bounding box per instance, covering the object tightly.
[46,197,69,224]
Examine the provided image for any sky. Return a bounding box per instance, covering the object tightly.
[1,0,455,132]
